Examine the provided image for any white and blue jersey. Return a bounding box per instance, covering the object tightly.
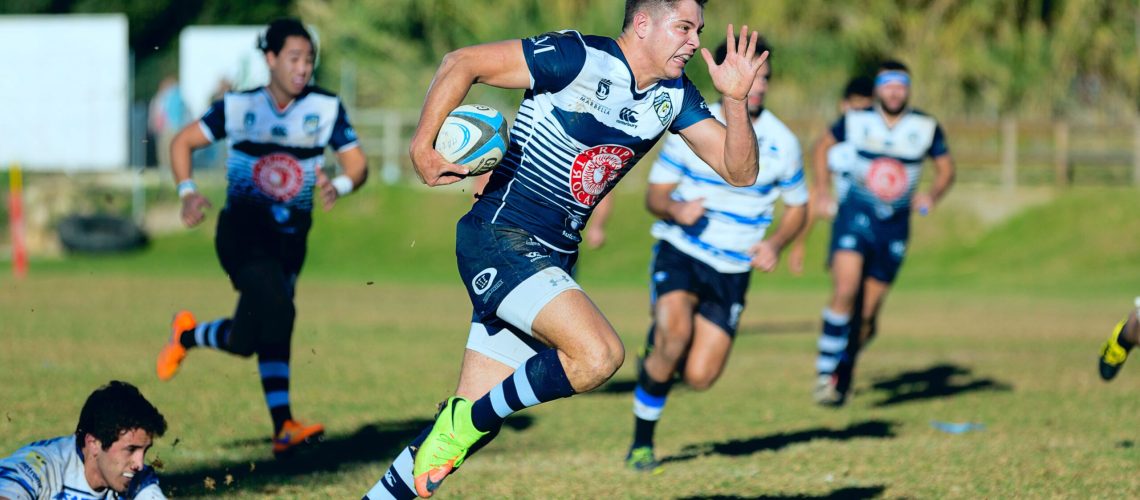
[648,104,808,273]
[0,436,164,500]
[469,30,713,252]
[831,106,948,219]
[198,86,359,212]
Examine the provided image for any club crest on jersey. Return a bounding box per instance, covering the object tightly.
[244,112,256,130]
[596,79,612,100]
[653,92,673,126]
[253,153,305,202]
[867,157,908,203]
[570,145,634,206]
[303,114,320,135]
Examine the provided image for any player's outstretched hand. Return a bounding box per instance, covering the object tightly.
[750,240,779,273]
[316,170,338,211]
[586,225,607,249]
[668,198,706,226]
[812,190,837,219]
[411,143,470,187]
[701,24,769,102]
[180,192,212,228]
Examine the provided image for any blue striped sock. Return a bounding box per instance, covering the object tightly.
[816,308,851,375]
[363,426,429,500]
[259,360,292,431]
[182,318,233,350]
[469,348,576,433]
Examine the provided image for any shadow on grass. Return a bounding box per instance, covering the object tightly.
[736,319,817,337]
[158,415,533,497]
[677,485,886,499]
[662,420,897,464]
[869,363,1012,407]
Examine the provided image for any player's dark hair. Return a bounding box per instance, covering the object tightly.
[714,35,771,69]
[75,381,166,451]
[259,18,313,55]
[622,0,709,30]
[878,59,909,74]
[844,76,874,98]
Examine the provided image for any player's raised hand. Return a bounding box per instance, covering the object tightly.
[410,142,470,187]
[668,198,706,226]
[701,24,768,101]
[749,239,779,273]
[180,192,212,228]
[316,170,338,211]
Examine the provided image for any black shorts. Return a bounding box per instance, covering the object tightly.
[215,201,311,295]
[650,241,750,337]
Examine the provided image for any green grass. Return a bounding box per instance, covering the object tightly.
[2,184,1139,497]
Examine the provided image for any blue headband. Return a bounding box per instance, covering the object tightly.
[875,71,910,88]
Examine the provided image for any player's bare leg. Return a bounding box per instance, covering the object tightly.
[412,289,623,497]
[628,291,697,471]
[680,315,734,391]
[815,250,863,406]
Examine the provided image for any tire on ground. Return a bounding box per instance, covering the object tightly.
[57,214,148,253]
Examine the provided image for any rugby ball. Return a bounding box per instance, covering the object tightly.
[433,104,510,176]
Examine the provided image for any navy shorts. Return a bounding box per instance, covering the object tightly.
[827,202,910,283]
[650,241,750,337]
[455,212,583,367]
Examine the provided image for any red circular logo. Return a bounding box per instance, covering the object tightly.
[252,153,305,202]
[866,157,908,203]
[569,145,634,206]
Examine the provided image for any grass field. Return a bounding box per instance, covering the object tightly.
[2,184,1139,498]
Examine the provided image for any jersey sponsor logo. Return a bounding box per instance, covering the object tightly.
[653,92,674,126]
[303,114,320,135]
[252,153,305,202]
[271,125,288,137]
[595,79,612,100]
[866,157,907,202]
[839,234,857,249]
[576,95,612,115]
[472,268,498,295]
[569,144,634,206]
[617,107,638,127]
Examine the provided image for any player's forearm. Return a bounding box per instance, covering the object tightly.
[718,97,759,187]
[811,135,835,193]
[645,185,677,220]
[767,204,808,251]
[409,51,477,162]
[170,130,195,183]
[927,156,956,204]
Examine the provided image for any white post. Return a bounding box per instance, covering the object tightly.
[1001,115,1018,193]
[381,110,402,185]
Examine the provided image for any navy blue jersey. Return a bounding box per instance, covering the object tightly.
[198,86,359,211]
[470,30,713,251]
[829,107,948,218]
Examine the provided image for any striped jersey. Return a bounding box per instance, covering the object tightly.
[470,30,713,252]
[649,104,808,273]
[0,436,164,500]
[198,86,359,212]
[830,106,948,219]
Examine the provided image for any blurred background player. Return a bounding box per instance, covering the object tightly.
[364,0,768,497]
[787,75,873,275]
[1098,297,1140,380]
[624,37,807,472]
[155,18,368,456]
[810,60,955,406]
[0,381,168,500]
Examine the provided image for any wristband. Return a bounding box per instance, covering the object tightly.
[331,175,354,196]
[177,179,198,199]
